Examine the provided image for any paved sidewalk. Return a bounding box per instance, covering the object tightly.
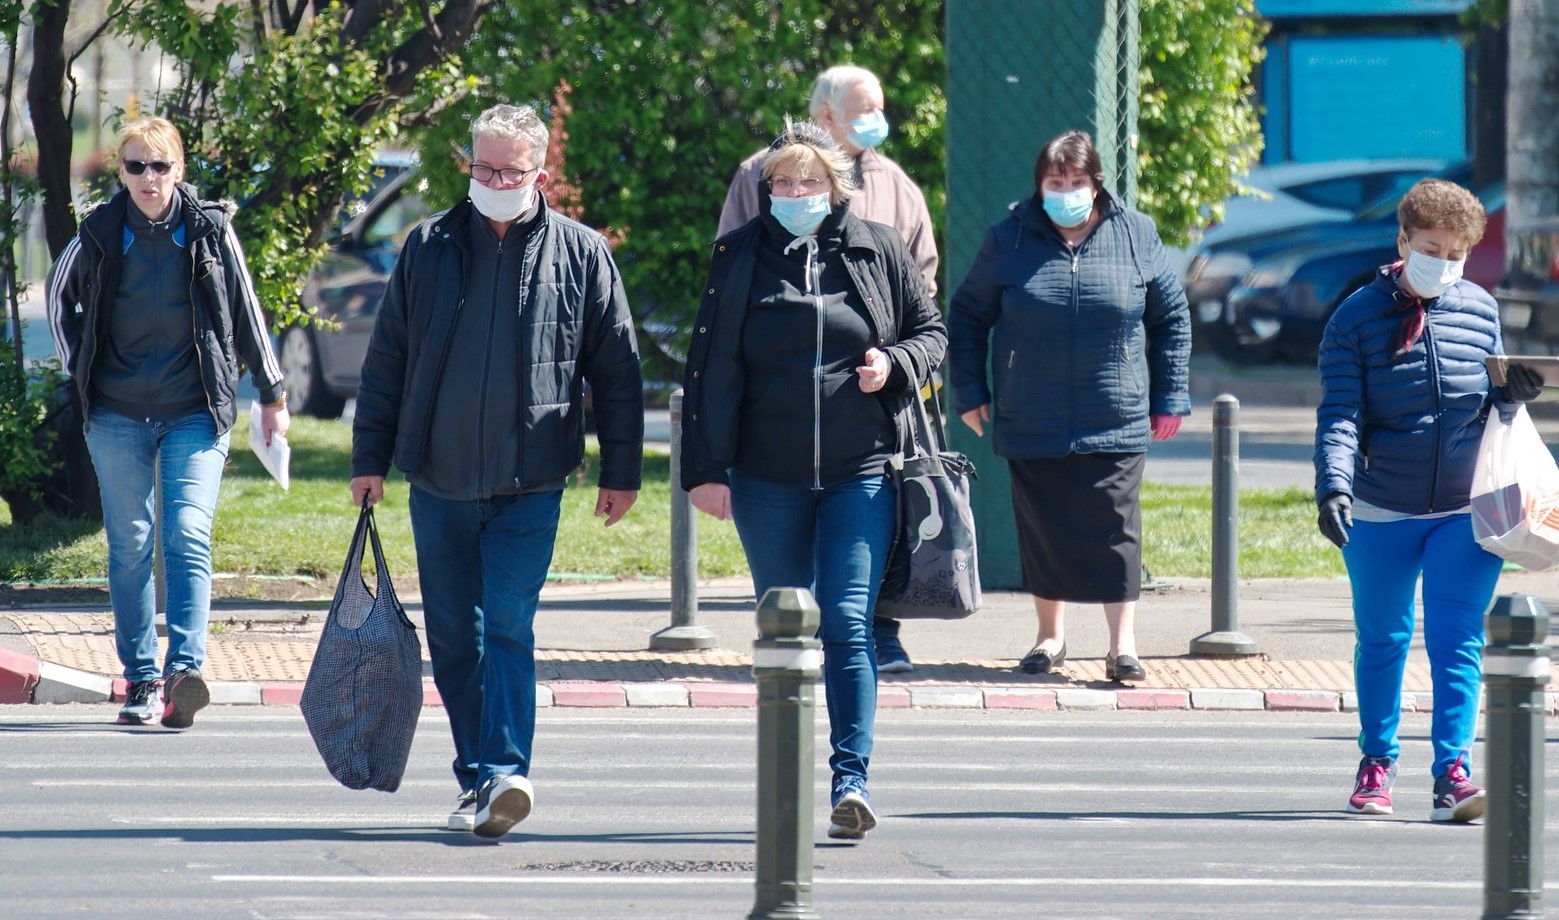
[3,572,1558,714]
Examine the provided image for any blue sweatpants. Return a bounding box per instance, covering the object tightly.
[1341,514,1501,778]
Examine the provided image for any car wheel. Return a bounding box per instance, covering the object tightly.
[279,325,347,419]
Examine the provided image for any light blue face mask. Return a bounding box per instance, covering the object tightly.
[847,111,890,150]
[1042,186,1095,229]
[770,192,832,237]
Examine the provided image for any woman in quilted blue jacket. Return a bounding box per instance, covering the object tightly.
[1314,178,1543,823]
[948,130,1191,685]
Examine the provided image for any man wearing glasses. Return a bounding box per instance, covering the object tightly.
[351,103,643,839]
[717,65,939,674]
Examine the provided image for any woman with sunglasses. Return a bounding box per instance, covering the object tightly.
[45,116,289,730]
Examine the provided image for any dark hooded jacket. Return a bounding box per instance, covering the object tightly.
[45,183,285,432]
[681,201,946,491]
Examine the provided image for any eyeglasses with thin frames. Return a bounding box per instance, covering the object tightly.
[470,163,541,185]
[122,159,174,176]
[768,176,829,195]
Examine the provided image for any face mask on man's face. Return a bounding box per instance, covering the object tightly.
[468,179,535,223]
[847,111,889,150]
[1402,248,1464,299]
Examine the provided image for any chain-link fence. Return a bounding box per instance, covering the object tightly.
[944,0,1140,587]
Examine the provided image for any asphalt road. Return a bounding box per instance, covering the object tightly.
[1,706,1552,918]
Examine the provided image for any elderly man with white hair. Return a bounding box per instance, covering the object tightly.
[352,103,644,839]
[717,64,939,674]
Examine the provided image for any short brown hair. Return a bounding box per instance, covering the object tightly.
[1397,178,1486,246]
[116,116,185,165]
[1033,130,1105,195]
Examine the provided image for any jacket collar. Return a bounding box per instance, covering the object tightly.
[80,183,218,251]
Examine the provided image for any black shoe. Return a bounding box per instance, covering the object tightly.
[1018,642,1066,675]
[160,669,209,729]
[1105,654,1146,683]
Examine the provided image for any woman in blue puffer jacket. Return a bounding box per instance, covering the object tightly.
[1314,178,1542,824]
[948,130,1191,685]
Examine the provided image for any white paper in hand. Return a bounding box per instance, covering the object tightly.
[248,400,291,490]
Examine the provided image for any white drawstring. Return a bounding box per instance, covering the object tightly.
[784,235,818,294]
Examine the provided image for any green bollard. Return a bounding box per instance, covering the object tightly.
[1482,594,1550,920]
[749,587,822,920]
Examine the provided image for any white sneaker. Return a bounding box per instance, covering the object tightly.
[448,791,477,831]
[473,774,534,838]
[116,680,161,725]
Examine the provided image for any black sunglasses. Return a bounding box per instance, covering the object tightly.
[122,159,174,176]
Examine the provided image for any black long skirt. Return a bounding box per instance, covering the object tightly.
[1008,452,1144,603]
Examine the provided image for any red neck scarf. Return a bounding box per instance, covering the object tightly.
[1387,261,1426,358]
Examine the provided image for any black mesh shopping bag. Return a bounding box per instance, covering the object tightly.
[300,504,423,792]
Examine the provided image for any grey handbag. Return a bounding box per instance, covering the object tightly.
[878,394,982,619]
[300,505,423,792]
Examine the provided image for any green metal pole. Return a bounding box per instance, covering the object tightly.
[748,587,822,920]
[1482,594,1549,919]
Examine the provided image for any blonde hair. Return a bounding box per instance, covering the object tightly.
[116,116,185,165]
[1398,179,1486,246]
[759,118,857,207]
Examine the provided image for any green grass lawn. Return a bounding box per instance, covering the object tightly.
[0,415,1345,583]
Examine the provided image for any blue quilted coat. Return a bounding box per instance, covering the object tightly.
[948,193,1191,458]
[1314,268,1512,514]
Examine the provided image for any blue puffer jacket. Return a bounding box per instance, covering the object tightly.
[947,193,1191,458]
[1314,267,1516,514]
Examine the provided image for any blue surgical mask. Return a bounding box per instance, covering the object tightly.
[847,111,890,150]
[770,192,832,237]
[1042,187,1095,229]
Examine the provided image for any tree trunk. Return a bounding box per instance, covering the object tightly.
[1508,0,1559,230]
[26,0,77,260]
[1473,18,1508,189]
[0,381,101,526]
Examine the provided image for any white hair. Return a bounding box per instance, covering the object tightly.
[471,104,549,166]
[808,65,882,120]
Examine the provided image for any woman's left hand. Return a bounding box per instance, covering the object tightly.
[1150,414,1181,441]
[261,402,290,447]
[856,347,889,393]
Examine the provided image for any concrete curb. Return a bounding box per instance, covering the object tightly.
[5,653,1559,714]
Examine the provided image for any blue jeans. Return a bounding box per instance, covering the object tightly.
[84,406,230,683]
[1342,514,1502,777]
[409,486,561,794]
[729,470,895,786]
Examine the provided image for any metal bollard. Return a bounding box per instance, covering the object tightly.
[1482,594,1550,920]
[1191,394,1258,655]
[651,389,717,650]
[749,587,822,920]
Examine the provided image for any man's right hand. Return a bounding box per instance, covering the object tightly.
[1317,492,1352,548]
[351,475,385,508]
[688,482,732,521]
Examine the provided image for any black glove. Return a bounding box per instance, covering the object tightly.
[1504,363,1544,403]
[1318,492,1352,548]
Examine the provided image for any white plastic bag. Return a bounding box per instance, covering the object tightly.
[1470,405,1559,571]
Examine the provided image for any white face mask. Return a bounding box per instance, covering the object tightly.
[468,178,535,223]
[1403,249,1464,299]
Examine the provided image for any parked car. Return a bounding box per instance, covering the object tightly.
[1182,160,1474,344]
[279,170,429,417]
[1167,157,1446,280]
[1185,160,1506,365]
[1497,213,1559,354]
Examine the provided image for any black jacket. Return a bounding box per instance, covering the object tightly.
[352,196,644,492]
[681,206,946,490]
[45,184,285,432]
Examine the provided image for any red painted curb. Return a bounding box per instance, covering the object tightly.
[688,683,758,707]
[550,682,628,707]
[0,648,40,704]
[1117,688,1192,710]
[1265,690,1341,712]
[877,687,913,709]
[983,689,1059,710]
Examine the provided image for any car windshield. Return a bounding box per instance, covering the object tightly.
[1352,161,1474,222]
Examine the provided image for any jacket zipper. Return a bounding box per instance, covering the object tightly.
[809,244,824,491]
[475,239,503,498]
[1425,322,1443,512]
